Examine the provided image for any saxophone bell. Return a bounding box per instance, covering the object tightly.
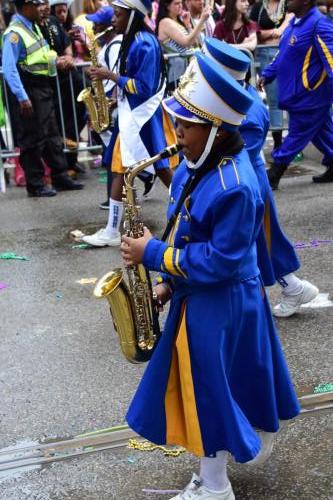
[94,269,154,363]
[77,29,110,133]
[94,144,180,363]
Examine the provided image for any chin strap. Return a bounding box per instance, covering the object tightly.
[125,10,135,35]
[185,126,218,170]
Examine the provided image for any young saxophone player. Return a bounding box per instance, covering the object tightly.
[121,53,300,500]
[82,0,178,248]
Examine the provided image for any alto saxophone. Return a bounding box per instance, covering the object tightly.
[94,144,180,363]
[77,28,112,133]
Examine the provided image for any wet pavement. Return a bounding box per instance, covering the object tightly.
[0,149,332,499]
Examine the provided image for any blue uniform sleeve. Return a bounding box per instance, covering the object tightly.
[2,32,28,102]
[117,35,162,98]
[243,123,265,166]
[143,185,257,284]
[314,19,333,81]
[242,102,269,166]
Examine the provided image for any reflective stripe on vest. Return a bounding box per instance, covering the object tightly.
[4,21,50,76]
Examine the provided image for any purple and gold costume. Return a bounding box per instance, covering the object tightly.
[262,7,333,167]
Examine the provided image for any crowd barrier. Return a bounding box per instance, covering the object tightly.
[0,63,101,192]
[0,45,286,193]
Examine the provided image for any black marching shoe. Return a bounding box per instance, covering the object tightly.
[312,165,333,183]
[142,174,157,199]
[28,186,57,197]
[53,175,84,191]
[267,163,288,190]
[99,200,110,210]
[71,163,86,175]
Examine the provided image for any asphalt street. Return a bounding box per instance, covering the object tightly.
[0,147,332,500]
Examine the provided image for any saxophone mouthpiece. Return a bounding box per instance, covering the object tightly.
[160,144,182,159]
[94,26,114,41]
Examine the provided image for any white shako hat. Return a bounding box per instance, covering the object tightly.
[163,53,253,132]
[111,0,152,16]
[49,0,74,6]
[202,37,251,82]
[163,53,253,169]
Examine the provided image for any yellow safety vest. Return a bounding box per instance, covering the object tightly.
[5,20,50,76]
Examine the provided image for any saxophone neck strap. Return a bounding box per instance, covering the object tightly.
[161,131,244,243]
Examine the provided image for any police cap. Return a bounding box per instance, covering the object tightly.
[13,0,46,7]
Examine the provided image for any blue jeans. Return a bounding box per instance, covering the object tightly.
[256,46,284,130]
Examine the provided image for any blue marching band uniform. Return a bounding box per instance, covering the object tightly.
[126,53,300,485]
[262,6,333,188]
[104,0,177,173]
[202,39,301,286]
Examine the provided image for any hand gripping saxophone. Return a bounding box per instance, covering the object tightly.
[77,28,112,133]
[94,144,180,363]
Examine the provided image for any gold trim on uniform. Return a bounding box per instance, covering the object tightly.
[217,157,240,190]
[163,247,180,276]
[174,249,187,278]
[126,79,137,94]
[302,46,327,90]
[317,36,333,71]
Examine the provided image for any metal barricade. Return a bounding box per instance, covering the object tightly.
[0,63,102,192]
[254,44,289,131]
[0,43,287,193]
[164,50,195,93]
[54,62,102,154]
[0,69,18,193]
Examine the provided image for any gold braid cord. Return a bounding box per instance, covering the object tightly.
[128,438,186,457]
[174,90,222,127]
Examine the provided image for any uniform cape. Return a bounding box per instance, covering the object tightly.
[117,82,166,167]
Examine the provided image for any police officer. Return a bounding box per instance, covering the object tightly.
[39,0,87,175]
[2,0,83,196]
[258,0,333,189]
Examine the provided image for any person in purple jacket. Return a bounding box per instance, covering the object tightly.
[258,0,333,190]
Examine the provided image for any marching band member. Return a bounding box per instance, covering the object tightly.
[121,53,300,500]
[82,0,177,247]
[203,38,318,316]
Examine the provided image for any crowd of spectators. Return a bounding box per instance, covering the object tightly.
[0,0,332,195]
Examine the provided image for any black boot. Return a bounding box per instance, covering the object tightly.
[312,164,333,183]
[267,163,288,190]
[71,163,86,175]
[27,186,57,197]
[53,174,84,191]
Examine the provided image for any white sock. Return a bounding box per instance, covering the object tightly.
[199,450,229,492]
[105,198,123,237]
[277,273,303,296]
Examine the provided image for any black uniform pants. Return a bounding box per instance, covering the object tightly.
[8,74,68,192]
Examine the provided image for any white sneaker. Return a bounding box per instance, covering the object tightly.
[273,280,319,318]
[170,473,235,500]
[246,431,275,466]
[82,228,121,247]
